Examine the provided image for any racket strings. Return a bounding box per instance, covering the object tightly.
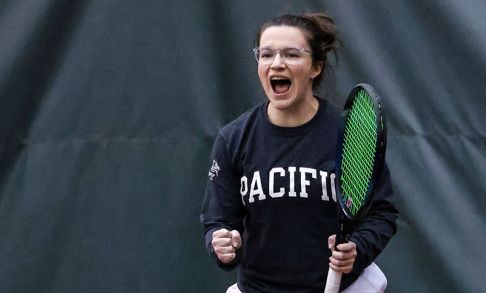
[340,90,378,216]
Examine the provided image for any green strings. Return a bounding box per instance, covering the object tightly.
[340,90,377,216]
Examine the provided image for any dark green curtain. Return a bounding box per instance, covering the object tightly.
[0,1,484,292]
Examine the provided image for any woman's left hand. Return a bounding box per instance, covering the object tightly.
[327,235,357,273]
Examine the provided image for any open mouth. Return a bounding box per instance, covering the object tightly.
[270,77,292,95]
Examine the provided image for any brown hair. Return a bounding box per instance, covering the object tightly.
[254,13,340,90]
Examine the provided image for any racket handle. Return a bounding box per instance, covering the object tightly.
[324,267,342,293]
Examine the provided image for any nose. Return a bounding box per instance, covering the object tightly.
[270,52,285,69]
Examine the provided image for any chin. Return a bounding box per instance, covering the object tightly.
[268,94,296,111]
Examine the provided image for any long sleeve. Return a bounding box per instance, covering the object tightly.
[200,133,245,270]
[347,164,399,274]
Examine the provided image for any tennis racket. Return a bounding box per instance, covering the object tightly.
[324,83,387,293]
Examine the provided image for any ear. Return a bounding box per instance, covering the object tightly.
[310,60,324,79]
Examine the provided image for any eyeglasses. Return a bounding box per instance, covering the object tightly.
[253,47,312,65]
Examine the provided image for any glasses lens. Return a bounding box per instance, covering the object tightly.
[258,48,275,63]
[281,48,302,64]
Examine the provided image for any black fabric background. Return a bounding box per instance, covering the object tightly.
[0,1,484,292]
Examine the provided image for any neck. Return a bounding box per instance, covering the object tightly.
[267,96,319,127]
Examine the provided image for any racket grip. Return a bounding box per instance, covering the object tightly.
[324,267,342,293]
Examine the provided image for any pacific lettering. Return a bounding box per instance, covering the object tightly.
[269,167,285,198]
[240,176,248,206]
[330,172,337,202]
[299,167,317,198]
[249,171,266,203]
[320,171,329,201]
[288,167,297,197]
[239,167,337,204]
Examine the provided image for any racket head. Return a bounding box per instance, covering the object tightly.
[335,83,387,220]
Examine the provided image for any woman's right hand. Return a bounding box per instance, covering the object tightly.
[211,228,242,263]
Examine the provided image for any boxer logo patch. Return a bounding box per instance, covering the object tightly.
[208,160,221,180]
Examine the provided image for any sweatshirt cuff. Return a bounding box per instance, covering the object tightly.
[348,236,372,274]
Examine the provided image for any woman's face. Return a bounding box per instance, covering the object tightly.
[257,25,322,112]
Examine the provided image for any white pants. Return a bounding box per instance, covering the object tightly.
[342,263,387,293]
[226,262,387,293]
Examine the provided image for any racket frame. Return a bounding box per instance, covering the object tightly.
[325,83,387,293]
[334,83,387,223]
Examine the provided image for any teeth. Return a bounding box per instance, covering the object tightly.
[270,77,288,80]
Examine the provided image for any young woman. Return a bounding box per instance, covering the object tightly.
[201,13,398,293]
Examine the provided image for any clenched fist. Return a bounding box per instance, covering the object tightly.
[211,229,242,264]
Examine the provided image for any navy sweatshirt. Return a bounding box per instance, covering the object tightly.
[200,97,398,292]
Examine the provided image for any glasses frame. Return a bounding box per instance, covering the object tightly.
[252,47,312,65]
